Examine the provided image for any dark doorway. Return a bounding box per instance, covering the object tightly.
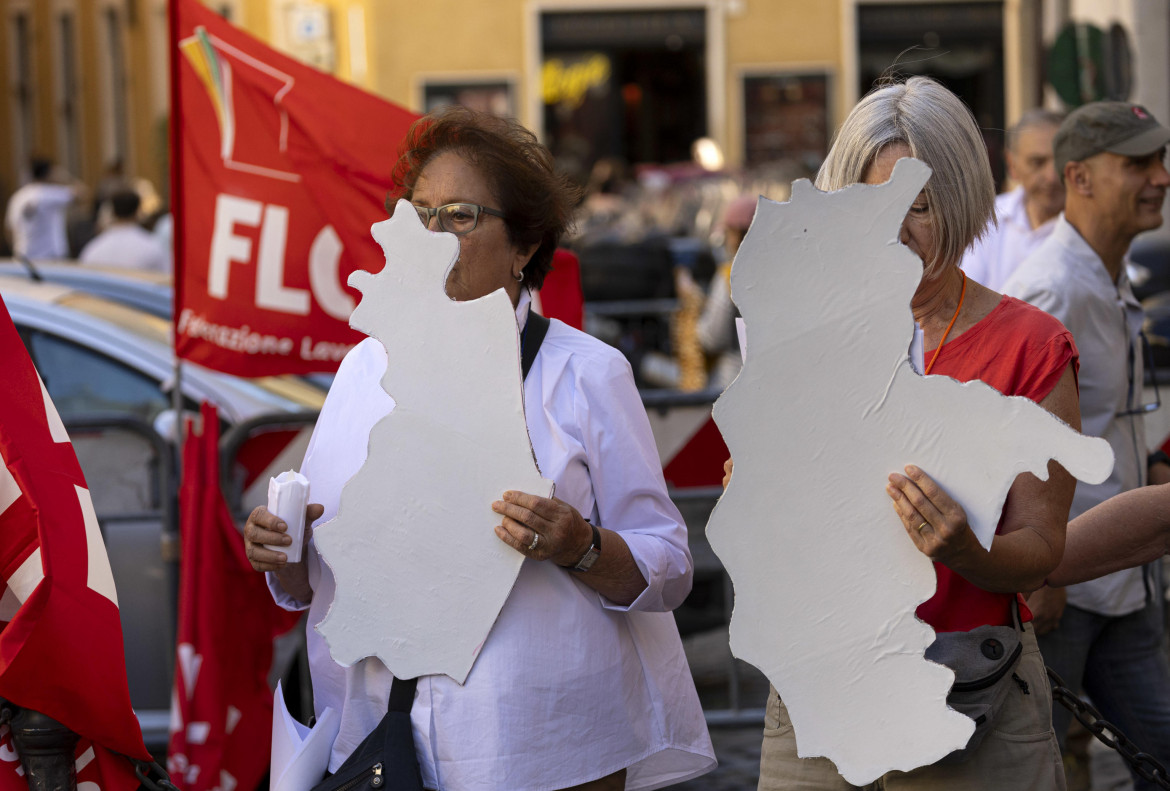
[541,9,708,183]
[857,2,1006,186]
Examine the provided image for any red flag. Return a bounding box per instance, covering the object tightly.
[538,249,586,330]
[170,0,418,377]
[168,402,301,791]
[0,294,148,791]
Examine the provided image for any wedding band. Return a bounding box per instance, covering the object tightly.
[528,533,540,551]
[916,522,929,532]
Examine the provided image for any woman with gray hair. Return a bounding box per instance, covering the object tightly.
[757,77,1081,789]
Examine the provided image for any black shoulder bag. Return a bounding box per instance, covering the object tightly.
[309,307,551,791]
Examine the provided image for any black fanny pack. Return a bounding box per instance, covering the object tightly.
[925,600,1027,764]
[309,677,423,791]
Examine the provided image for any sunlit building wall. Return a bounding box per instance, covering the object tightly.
[2,0,1165,220]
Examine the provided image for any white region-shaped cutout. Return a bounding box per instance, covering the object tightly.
[314,199,554,683]
[708,158,1114,784]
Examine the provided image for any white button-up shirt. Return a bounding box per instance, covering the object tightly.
[1003,215,1150,617]
[4,183,75,259]
[269,292,715,790]
[79,223,170,273]
[962,187,1058,292]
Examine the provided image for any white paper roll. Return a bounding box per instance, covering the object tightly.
[265,470,310,564]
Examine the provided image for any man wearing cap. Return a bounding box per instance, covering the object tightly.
[1003,101,1170,787]
[962,109,1065,291]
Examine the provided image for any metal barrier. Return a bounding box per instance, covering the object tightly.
[640,387,766,727]
[218,411,321,723]
[219,411,321,515]
[64,414,177,750]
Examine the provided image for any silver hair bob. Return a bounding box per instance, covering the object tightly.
[815,76,996,278]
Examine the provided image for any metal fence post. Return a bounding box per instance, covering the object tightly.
[7,705,79,791]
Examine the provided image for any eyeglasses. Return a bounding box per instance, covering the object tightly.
[414,203,506,236]
[1118,329,1162,417]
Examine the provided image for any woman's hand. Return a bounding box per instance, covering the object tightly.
[492,491,592,567]
[1025,586,1066,634]
[244,504,323,604]
[492,490,649,605]
[244,504,322,570]
[886,464,981,566]
[722,458,733,489]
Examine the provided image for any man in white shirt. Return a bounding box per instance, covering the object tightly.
[4,157,81,259]
[79,190,169,274]
[962,109,1065,291]
[1003,101,1170,788]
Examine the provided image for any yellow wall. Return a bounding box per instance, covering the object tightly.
[724,1,841,166]
[368,1,529,108]
[1,0,171,206]
[1,0,1055,220]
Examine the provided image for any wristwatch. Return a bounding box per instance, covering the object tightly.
[569,524,601,572]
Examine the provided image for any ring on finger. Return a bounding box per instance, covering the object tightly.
[528,532,540,551]
[916,521,929,532]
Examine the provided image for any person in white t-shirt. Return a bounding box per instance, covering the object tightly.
[79,190,169,274]
[961,109,1065,291]
[4,157,82,259]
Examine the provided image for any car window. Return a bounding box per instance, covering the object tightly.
[26,330,171,422]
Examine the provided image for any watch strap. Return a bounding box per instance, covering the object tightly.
[570,523,601,572]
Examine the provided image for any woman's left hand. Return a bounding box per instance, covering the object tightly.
[492,490,591,567]
[886,465,980,566]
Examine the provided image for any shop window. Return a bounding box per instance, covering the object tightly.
[104,6,130,168]
[57,12,82,176]
[9,10,35,175]
[541,9,708,177]
[857,1,1006,186]
[423,81,515,118]
[742,73,829,171]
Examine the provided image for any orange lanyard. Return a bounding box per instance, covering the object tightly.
[924,271,967,376]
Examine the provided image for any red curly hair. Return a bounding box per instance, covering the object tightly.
[385,106,579,289]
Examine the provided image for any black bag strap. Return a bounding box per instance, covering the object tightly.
[521,308,550,381]
[388,676,417,714]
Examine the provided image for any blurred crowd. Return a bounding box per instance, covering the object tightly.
[565,154,815,392]
[2,155,171,273]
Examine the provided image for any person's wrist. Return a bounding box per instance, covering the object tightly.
[558,517,595,568]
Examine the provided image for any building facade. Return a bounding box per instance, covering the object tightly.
[3,0,1167,227]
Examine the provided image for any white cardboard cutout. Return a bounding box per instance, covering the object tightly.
[708,158,1114,783]
[314,200,554,683]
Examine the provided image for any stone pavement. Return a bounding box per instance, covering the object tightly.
[669,718,1136,790]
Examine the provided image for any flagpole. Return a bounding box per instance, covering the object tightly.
[168,0,186,467]
[167,0,186,645]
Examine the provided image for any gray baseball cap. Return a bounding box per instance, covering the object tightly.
[1054,101,1170,179]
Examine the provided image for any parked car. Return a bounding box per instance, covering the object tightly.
[0,259,343,392]
[0,258,173,318]
[0,273,325,750]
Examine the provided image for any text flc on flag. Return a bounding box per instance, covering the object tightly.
[171,0,418,377]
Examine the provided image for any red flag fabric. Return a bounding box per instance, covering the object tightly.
[0,294,148,791]
[171,0,418,377]
[538,249,586,330]
[168,402,301,791]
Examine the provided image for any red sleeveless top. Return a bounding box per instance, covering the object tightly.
[915,295,1078,632]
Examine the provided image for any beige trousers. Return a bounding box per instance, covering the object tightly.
[757,623,1065,791]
